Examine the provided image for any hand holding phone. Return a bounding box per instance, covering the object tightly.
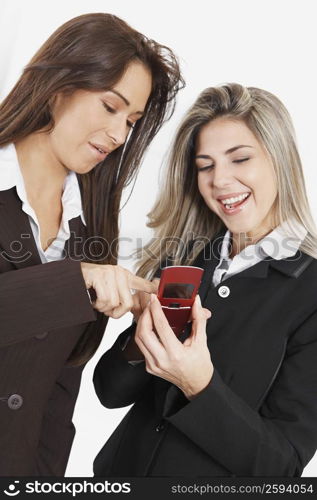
[157,266,204,336]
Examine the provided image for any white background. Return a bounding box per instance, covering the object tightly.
[1,0,316,477]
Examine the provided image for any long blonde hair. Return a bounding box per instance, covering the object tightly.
[137,83,317,278]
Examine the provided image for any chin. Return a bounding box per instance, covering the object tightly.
[75,163,98,175]
[226,222,256,236]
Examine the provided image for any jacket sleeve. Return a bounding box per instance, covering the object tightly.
[162,309,317,476]
[93,323,153,409]
[0,259,96,347]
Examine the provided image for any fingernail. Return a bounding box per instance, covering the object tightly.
[196,295,201,305]
[150,293,156,303]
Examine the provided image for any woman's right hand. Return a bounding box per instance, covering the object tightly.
[80,262,158,319]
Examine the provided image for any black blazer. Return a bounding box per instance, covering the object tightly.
[0,187,107,476]
[93,231,317,477]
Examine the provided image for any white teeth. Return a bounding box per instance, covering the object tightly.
[221,193,250,205]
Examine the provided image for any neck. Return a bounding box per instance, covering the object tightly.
[14,132,68,200]
[230,225,275,259]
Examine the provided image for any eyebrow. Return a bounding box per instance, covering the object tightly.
[195,144,253,159]
[107,89,144,116]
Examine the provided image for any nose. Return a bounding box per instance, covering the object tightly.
[106,116,127,148]
[211,161,232,189]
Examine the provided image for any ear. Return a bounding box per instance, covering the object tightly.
[48,91,73,123]
[49,89,77,118]
[48,93,61,115]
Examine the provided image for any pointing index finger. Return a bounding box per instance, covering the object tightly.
[128,273,159,294]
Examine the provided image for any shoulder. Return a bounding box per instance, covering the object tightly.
[270,250,316,280]
[281,253,317,338]
[303,254,317,275]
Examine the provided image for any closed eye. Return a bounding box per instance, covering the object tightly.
[233,157,250,164]
[102,102,116,113]
[102,101,135,129]
[197,165,214,172]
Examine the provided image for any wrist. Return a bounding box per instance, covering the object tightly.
[182,365,214,400]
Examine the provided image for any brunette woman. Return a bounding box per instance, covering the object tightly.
[0,13,183,475]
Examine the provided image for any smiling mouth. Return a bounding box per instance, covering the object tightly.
[89,142,110,158]
[219,192,251,209]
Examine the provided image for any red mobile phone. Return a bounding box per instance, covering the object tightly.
[157,266,204,336]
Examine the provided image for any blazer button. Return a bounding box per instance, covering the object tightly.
[8,394,23,410]
[218,285,230,298]
[35,331,49,340]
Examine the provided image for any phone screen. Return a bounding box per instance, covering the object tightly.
[162,283,194,299]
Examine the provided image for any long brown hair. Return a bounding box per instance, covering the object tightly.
[0,13,184,363]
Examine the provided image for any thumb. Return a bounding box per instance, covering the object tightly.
[191,295,209,343]
[192,295,211,320]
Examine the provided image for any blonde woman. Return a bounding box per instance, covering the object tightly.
[93,84,317,476]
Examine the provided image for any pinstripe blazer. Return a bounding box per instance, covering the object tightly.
[0,186,107,476]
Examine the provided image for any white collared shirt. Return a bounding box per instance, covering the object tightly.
[0,143,86,263]
[212,219,308,287]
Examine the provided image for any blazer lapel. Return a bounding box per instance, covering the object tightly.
[0,187,87,270]
[193,230,313,290]
[226,252,313,280]
[64,215,87,261]
[0,187,42,269]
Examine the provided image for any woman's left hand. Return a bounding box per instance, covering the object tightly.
[134,294,214,400]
